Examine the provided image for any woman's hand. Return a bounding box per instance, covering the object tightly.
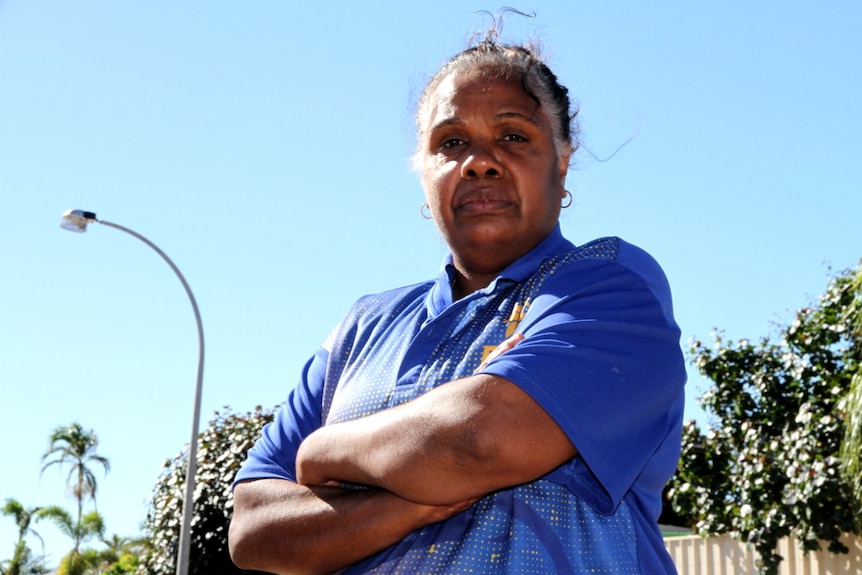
[407,494,480,525]
[230,479,477,575]
[475,332,524,373]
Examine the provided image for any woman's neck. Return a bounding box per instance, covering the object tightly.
[450,268,499,301]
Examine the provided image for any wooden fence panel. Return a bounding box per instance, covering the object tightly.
[664,533,862,575]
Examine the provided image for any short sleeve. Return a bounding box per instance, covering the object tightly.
[479,240,686,514]
[233,345,329,485]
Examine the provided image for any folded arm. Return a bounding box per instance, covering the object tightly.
[295,371,577,505]
[229,478,475,575]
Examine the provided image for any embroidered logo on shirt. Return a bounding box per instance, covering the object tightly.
[505,299,531,337]
[479,298,532,364]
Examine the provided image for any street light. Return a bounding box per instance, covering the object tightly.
[60,209,203,575]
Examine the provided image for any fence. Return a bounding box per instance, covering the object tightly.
[665,533,862,575]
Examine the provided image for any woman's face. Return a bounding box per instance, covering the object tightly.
[419,70,570,276]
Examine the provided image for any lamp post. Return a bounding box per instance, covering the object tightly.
[60,209,203,575]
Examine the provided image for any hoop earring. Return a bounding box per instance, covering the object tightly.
[420,202,433,220]
[561,190,573,208]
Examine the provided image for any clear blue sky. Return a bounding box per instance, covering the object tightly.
[2,1,860,566]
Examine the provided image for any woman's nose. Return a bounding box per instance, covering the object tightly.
[460,145,502,179]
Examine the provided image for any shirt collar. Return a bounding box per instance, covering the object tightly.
[428,224,574,314]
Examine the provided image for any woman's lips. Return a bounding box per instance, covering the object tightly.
[455,189,513,214]
[457,198,512,214]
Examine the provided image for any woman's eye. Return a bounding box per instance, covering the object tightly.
[502,133,527,142]
[439,138,464,150]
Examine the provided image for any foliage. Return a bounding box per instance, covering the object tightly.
[41,422,110,542]
[74,534,144,575]
[34,505,142,574]
[99,534,145,570]
[35,507,105,551]
[138,405,276,575]
[56,550,92,575]
[102,553,139,575]
[35,506,107,575]
[668,263,862,575]
[5,426,139,575]
[0,542,49,575]
[1,499,49,575]
[53,532,140,575]
[838,265,862,525]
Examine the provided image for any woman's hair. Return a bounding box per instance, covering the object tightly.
[415,24,579,163]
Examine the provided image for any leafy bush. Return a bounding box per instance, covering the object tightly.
[138,406,276,575]
[668,264,862,575]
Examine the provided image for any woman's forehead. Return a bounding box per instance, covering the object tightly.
[422,70,542,130]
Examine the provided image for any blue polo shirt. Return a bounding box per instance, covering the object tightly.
[235,226,686,574]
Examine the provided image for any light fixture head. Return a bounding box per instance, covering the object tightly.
[60,209,97,233]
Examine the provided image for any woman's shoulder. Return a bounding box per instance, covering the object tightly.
[562,236,667,277]
[540,236,674,303]
[343,280,436,320]
[354,279,435,305]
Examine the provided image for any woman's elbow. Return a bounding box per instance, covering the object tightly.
[228,486,273,571]
[227,514,256,570]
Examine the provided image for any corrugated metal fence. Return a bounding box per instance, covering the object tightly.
[665,533,862,575]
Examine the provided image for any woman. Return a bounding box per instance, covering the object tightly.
[229,32,686,575]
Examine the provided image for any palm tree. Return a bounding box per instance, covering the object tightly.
[94,534,144,574]
[40,423,110,535]
[1,499,48,575]
[98,534,144,563]
[34,506,105,574]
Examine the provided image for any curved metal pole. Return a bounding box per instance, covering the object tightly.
[96,219,203,575]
